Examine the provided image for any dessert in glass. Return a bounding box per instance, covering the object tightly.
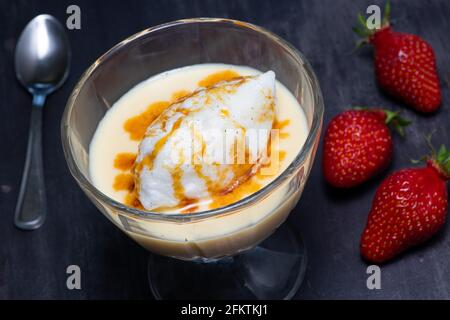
[61,18,323,299]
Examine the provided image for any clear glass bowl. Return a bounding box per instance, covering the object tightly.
[61,18,323,268]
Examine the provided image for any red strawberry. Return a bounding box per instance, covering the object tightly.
[354,2,441,113]
[323,108,410,188]
[361,143,450,263]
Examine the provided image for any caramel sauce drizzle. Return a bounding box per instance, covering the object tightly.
[124,192,143,209]
[198,70,241,87]
[273,119,290,139]
[124,101,170,141]
[112,69,291,212]
[210,177,261,210]
[112,152,143,208]
[113,173,134,191]
[114,152,136,171]
[136,117,183,172]
[220,108,230,118]
[172,90,191,101]
[172,166,199,214]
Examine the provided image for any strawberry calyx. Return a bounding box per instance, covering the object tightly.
[352,106,411,136]
[414,135,450,181]
[382,109,411,137]
[353,0,391,49]
[428,145,450,181]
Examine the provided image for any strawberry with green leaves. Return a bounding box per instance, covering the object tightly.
[361,142,450,263]
[354,1,441,113]
[323,108,410,188]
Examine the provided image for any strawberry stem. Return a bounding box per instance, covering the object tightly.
[425,131,437,156]
[382,0,391,27]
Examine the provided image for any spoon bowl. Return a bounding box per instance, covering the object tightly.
[15,14,70,95]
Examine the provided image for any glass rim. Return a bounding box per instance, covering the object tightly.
[61,17,324,222]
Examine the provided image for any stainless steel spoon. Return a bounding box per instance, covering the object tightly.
[14,14,70,230]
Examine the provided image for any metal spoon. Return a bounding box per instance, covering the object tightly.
[14,14,70,230]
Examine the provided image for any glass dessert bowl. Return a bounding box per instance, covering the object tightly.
[61,18,323,299]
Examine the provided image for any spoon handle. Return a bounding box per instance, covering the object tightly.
[14,94,47,230]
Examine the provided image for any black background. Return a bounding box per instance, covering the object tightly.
[0,0,449,299]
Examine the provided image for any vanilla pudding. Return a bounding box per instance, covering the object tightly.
[89,63,310,259]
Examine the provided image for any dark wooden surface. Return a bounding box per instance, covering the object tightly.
[0,0,449,299]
